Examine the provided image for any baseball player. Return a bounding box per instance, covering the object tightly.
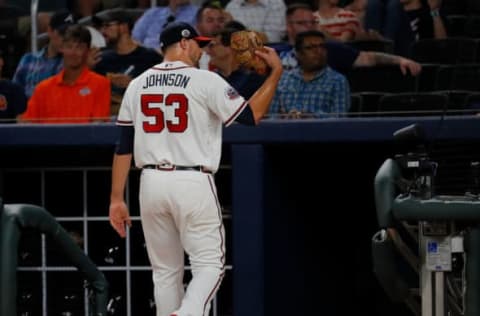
[109,22,282,316]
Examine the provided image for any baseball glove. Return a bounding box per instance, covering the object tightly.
[230,30,268,75]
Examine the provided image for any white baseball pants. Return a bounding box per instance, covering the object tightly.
[139,169,226,316]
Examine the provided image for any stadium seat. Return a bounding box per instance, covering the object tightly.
[347,66,417,93]
[464,15,480,38]
[467,0,480,14]
[348,93,363,117]
[434,90,473,114]
[347,39,394,53]
[435,64,480,91]
[446,15,468,37]
[464,92,480,113]
[410,38,478,64]
[416,63,441,92]
[377,92,449,116]
[442,0,468,15]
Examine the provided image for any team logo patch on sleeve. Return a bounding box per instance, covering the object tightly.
[225,86,240,100]
[0,95,7,111]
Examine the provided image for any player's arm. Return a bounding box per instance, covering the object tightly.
[245,47,283,124]
[109,126,134,238]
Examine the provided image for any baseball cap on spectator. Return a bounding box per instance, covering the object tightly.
[95,9,134,30]
[49,10,76,34]
[159,22,212,51]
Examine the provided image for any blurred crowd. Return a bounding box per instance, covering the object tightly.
[0,0,478,123]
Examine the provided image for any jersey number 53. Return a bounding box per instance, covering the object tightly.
[141,93,188,133]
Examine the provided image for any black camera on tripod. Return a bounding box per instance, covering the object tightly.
[392,123,437,199]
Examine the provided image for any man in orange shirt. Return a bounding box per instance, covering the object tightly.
[22,24,110,123]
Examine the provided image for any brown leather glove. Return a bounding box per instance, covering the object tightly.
[230,30,268,75]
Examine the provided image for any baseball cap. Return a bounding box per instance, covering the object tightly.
[49,10,76,33]
[159,22,212,50]
[94,9,133,29]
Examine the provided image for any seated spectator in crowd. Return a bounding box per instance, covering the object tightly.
[269,30,350,118]
[0,52,27,123]
[364,0,448,56]
[132,0,199,50]
[341,0,368,26]
[21,25,110,123]
[206,27,267,99]
[225,0,287,43]
[12,10,75,98]
[314,0,364,41]
[196,2,229,69]
[276,3,421,76]
[67,0,104,20]
[402,0,448,40]
[196,2,229,36]
[93,9,163,115]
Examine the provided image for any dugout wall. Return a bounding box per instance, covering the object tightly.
[1,117,479,316]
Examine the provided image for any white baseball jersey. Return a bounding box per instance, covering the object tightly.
[117,60,248,173]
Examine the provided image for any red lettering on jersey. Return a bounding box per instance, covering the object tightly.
[141,93,188,133]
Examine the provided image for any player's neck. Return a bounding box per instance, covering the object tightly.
[163,51,194,67]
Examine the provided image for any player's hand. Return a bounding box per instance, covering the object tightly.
[255,46,283,75]
[109,200,132,238]
[398,57,422,76]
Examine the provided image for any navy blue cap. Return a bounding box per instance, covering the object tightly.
[49,10,76,33]
[159,22,212,50]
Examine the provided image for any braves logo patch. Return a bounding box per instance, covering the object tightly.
[0,94,7,111]
[79,87,91,96]
[225,86,240,100]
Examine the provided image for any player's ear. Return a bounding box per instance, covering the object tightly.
[179,38,190,50]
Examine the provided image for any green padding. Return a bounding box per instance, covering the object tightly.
[465,226,480,316]
[0,203,109,316]
[393,195,480,221]
[374,159,402,228]
[0,200,21,316]
[371,230,410,302]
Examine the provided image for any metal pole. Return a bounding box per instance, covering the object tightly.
[151,0,157,8]
[30,0,39,52]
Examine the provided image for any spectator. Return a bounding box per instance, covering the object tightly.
[365,0,448,56]
[93,9,163,115]
[12,10,75,98]
[275,3,421,76]
[314,0,364,41]
[196,2,228,37]
[196,2,229,69]
[269,30,350,118]
[225,0,287,43]
[206,27,267,99]
[66,0,107,48]
[21,25,110,123]
[0,52,27,123]
[402,0,448,40]
[132,0,199,49]
[342,0,368,26]
[67,0,104,19]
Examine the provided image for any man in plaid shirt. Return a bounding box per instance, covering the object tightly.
[269,30,350,119]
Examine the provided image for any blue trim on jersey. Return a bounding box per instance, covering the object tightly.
[115,125,134,154]
[235,104,255,125]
